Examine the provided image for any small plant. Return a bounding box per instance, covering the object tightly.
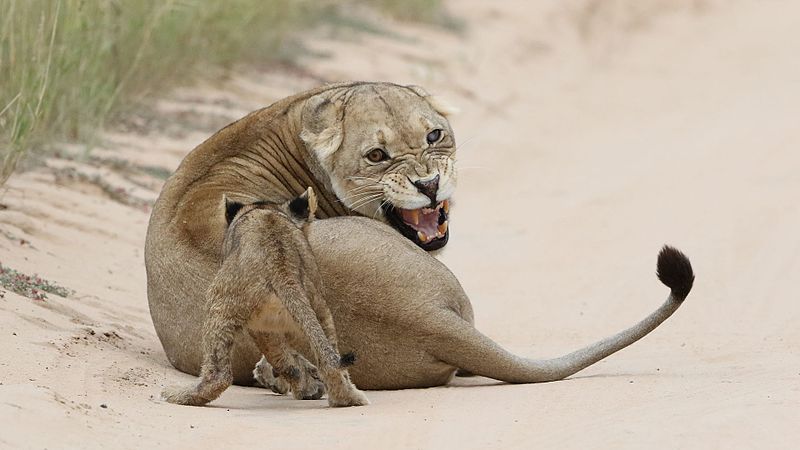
[0,263,72,301]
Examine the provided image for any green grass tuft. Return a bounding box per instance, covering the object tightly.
[0,0,448,185]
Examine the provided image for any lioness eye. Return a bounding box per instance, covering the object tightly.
[366,148,389,163]
[426,129,443,144]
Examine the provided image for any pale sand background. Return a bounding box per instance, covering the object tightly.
[1,1,799,448]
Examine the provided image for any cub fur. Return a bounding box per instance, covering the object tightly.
[161,188,367,408]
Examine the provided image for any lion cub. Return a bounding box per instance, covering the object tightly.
[162,188,368,408]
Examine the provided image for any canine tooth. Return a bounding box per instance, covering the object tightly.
[438,221,448,235]
[442,200,450,213]
[417,231,428,242]
[409,209,419,225]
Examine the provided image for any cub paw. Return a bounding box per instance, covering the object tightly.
[161,385,208,406]
[327,388,370,408]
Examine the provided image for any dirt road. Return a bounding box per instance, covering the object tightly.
[1,1,798,448]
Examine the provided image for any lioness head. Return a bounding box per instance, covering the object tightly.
[300,83,458,251]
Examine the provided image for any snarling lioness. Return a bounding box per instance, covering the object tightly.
[146,81,695,396]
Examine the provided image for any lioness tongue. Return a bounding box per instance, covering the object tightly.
[399,207,442,241]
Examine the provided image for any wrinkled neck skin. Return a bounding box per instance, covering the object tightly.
[217,85,387,221]
[217,99,348,219]
[161,86,360,264]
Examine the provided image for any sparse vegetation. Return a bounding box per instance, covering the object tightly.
[0,0,449,185]
[369,0,456,26]
[0,262,72,301]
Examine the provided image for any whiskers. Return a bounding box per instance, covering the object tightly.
[453,160,490,175]
[346,176,386,185]
[340,176,386,212]
[450,134,493,175]
[455,136,477,151]
[372,198,391,220]
[348,193,384,212]
[338,187,382,201]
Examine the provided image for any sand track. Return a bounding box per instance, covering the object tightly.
[1,1,798,448]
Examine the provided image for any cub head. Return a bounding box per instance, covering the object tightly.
[224,187,318,229]
[300,82,458,251]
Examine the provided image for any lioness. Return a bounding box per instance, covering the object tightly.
[161,189,368,407]
[146,81,694,392]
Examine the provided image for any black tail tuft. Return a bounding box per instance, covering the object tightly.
[656,245,695,300]
[339,352,357,368]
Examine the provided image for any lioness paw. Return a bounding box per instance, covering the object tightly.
[253,357,290,395]
[292,377,326,400]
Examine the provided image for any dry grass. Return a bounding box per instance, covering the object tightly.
[0,0,448,185]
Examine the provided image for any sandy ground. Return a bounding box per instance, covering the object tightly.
[1,0,799,448]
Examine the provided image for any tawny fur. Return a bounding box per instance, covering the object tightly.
[146,82,460,387]
[162,190,367,407]
[147,82,694,394]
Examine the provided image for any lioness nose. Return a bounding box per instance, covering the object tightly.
[413,174,439,206]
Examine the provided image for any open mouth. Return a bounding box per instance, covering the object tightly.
[383,200,449,251]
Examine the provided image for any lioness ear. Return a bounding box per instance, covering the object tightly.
[300,94,343,167]
[288,187,317,220]
[407,85,460,117]
[223,195,244,225]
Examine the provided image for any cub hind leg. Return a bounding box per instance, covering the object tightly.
[270,279,368,407]
[162,283,254,406]
[252,279,346,399]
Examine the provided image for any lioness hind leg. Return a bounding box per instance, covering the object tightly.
[249,331,326,400]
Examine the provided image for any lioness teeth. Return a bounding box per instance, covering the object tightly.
[442,199,449,214]
[394,202,449,244]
